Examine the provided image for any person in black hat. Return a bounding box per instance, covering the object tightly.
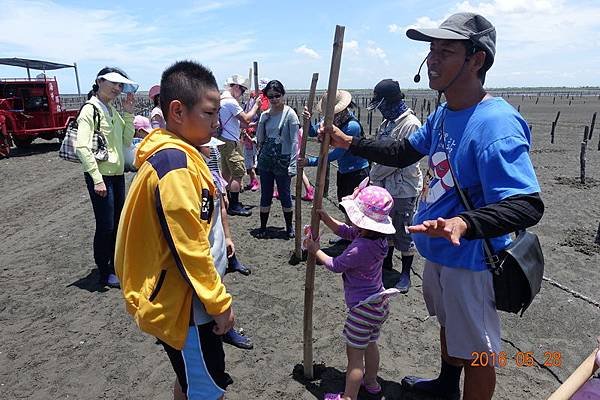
[367,79,422,293]
[322,12,544,400]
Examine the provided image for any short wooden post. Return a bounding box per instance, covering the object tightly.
[588,112,596,141]
[595,222,600,245]
[550,121,556,144]
[581,126,589,184]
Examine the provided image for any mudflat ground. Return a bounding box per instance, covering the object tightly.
[1,91,599,399]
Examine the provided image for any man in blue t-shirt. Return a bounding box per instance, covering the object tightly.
[324,12,544,400]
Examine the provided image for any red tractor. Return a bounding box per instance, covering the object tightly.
[0,58,83,157]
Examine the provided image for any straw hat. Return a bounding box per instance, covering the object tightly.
[316,90,352,114]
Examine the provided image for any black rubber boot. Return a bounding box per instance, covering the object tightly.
[382,246,395,270]
[283,211,294,239]
[257,212,269,238]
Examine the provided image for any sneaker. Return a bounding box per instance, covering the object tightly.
[223,328,253,350]
[301,186,314,202]
[227,203,252,217]
[250,179,260,191]
[394,273,411,294]
[105,273,120,289]
[361,378,382,394]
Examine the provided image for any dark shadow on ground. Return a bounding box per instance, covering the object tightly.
[7,142,61,158]
[249,226,292,240]
[291,363,445,399]
[67,269,109,293]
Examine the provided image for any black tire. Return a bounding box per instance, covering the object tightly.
[12,136,34,148]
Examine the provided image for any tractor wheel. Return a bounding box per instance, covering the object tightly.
[13,137,34,148]
[0,135,10,157]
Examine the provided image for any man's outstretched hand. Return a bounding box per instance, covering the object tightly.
[408,217,468,246]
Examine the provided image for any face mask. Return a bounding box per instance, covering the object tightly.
[377,99,408,121]
[333,108,351,126]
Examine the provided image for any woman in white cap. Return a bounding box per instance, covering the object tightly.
[76,66,137,288]
[148,84,165,129]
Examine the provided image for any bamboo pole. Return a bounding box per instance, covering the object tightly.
[303,24,345,379]
[294,73,319,259]
[547,350,598,400]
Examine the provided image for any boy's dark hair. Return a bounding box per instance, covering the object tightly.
[263,80,286,96]
[160,61,218,122]
[87,66,130,100]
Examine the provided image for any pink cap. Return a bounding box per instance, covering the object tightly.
[133,115,152,132]
[148,85,160,100]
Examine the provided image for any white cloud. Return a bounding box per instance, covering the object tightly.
[344,40,359,55]
[294,45,321,59]
[365,41,389,65]
[0,0,256,91]
[400,0,600,86]
[188,0,249,14]
[388,24,400,33]
[390,16,442,35]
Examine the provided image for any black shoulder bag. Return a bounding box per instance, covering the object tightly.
[440,120,544,316]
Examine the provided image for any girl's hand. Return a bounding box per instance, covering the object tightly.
[315,209,331,224]
[124,93,135,114]
[94,181,107,197]
[297,157,308,167]
[302,106,311,120]
[304,236,320,254]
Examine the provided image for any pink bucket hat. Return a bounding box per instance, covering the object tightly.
[148,84,160,100]
[133,115,152,133]
[339,177,396,235]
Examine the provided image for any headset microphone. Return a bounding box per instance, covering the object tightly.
[413,56,428,83]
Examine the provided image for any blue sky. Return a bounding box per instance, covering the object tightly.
[1,0,599,94]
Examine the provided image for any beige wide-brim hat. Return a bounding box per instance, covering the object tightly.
[225,74,249,90]
[317,90,352,114]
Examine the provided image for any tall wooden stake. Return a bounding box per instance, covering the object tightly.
[294,73,319,259]
[303,25,345,379]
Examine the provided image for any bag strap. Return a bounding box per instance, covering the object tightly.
[437,109,502,273]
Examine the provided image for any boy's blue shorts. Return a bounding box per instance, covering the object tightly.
[158,321,231,399]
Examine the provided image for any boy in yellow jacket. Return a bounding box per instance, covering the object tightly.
[115,61,234,400]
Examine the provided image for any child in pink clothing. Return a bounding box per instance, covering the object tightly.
[305,178,399,400]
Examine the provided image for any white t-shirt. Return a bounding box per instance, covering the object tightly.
[219,92,243,141]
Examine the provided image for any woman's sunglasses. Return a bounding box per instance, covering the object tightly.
[267,93,282,100]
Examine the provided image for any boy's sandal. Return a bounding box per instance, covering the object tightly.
[324,393,343,400]
[361,378,382,394]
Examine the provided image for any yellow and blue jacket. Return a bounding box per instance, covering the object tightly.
[115,128,231,350]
